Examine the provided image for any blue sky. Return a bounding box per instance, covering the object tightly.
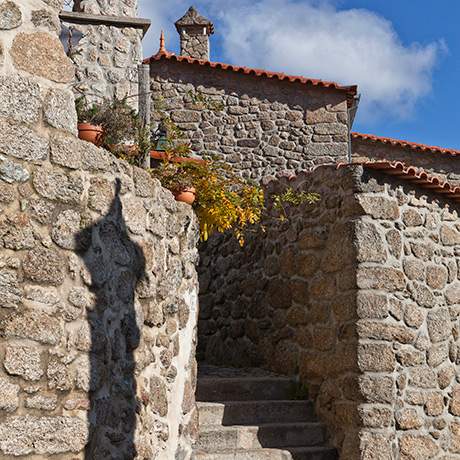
[140,0,460,150]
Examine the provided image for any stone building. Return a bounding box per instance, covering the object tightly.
[144,6,460,460]
[0,1,459,459]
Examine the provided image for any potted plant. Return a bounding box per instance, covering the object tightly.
[90,97,140,152]
[151,157,265,245]
[75,97,104,146]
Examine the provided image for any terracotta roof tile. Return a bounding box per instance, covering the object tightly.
[145,50,358,107]
[352,132,460,157]
[339,161,460,203]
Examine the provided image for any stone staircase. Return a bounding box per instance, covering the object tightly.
[192,366,338,460]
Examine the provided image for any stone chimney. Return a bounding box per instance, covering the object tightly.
[175,6,214,60]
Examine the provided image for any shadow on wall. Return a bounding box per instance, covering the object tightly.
[75,179,146,459]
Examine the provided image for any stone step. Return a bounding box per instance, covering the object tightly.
[198,401,316,426]
[196,377,294,402]
[196,423,327,450]
[193,446,338,460]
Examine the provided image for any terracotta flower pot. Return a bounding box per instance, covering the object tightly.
[78,123,103,146]
[173,187,196,205]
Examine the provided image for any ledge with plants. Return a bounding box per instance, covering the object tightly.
[74,96,319,245]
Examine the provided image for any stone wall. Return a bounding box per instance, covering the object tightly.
[198,166,361,455]
[0,1,200,458]
[355,168,460,459]
[64,0,143,106]
[150,60,349,180]
[352,136,460,186]
[198,164,460,458]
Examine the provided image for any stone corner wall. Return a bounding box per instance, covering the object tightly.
[63,0,143,106]
[198,163,460,458]
[354,168,460,459]
[0,2,200,458]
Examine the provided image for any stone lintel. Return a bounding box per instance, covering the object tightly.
[59,11,151,36]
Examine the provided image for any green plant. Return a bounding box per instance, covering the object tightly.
[187,90,225,112]
[151,157,265,245]
[75,96,101,124]
[288,380,309,400]
[272,187,320,221]
[92,96,140,146]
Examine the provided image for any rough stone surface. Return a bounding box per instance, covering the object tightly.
[199,165,460,458]
[0,416,88,456]
[150,60,349,180]
[0,75,40,123]
[0,1,22,30]
[4,345,43,381]
[43,88,78,135]
[0,119,48,161]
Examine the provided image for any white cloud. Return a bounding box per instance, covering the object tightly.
[139,0,444,119]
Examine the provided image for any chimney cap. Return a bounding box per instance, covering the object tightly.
[175,6,214,35]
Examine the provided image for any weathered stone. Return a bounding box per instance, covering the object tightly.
[25,394,57,411]
[31,9,60,33]
[358,320,416,344]
[150,376,168,417]
[0,182,15,203]
[356,292,388,319]
[399,434,439,459]
[358,343,395,372]
[440,224,460,246]
[47,358,73,391]
[0,1,22,29]
[0,75,40,123]
[438,365,455,389]
[357,194,399,220]
[427,308,451,343]
[88,176,113,212]
[386,229,402,258]
[409,282,435,308]
[360,431,393,460]
[0,268,22,308]
[424,393,444,416]
[359,375,395,404]
[396,408,424,430]
[51,209,81,250]
[0,377,19,412]
[402,208,424,227]
[33,166,84,204]
[4,345,43,381]
[121,195,147,235]
[409,366,438,389]
[133,167,157,198]
[449,387,460,416]
[357,266,405,291]
[411,241,435,261]
[360,405,392,428]
[427,342,449,368]
[0,120,48,161]
[43,88,78,135]
[404,304,424,329]
[23,247,65,285]
[10,32,75,83]
[355,220,387,263]
[2,310,62,345]
[0,212,36,250]
[0,416,88,456]
[445,283,460,305]
[50,132,82,169]
[426,265,448,290]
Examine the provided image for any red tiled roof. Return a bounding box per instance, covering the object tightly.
[340,161,460,203]
[145,50,358,107]
[352,132,460,157]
